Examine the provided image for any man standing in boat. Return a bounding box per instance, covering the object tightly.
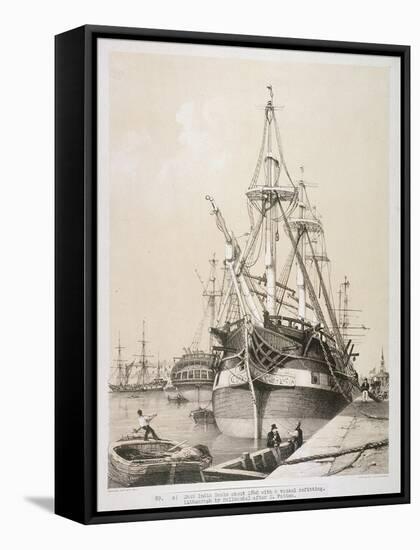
[135,409,160,441]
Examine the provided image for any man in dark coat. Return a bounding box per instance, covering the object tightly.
[361,378,370,402]
[288,421,303,449]
[267,424,281,448]
[296,422,303,447]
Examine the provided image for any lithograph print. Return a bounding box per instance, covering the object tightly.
[96,39,401,512]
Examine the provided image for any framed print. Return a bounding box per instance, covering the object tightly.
[55,25,410,524]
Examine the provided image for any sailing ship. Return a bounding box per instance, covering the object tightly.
[147,357,168,390]
[108,334,135,393]
[109,322,167,392]
[164,257,220,403]
[206,87,359,439]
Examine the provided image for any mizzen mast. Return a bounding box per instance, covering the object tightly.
[203,254,222,351]
[192,255,223,352]
[296,167,307,319]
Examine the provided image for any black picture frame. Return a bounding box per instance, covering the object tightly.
[55,24,410,525]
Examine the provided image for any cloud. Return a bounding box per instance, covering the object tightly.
[176,101,209,155]
[111,129,152,182]
[158,99,228,183]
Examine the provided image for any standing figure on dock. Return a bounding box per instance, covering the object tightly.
[289,422,303,449]
[135,409,160,441]
[267,424,281,448]
[361,379,370,402]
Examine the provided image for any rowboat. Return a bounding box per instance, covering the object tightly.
[190,407,215,425]
[164,382,187,402]
[108,438,212,487]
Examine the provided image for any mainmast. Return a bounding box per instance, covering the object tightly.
[208,86,297,326]
[244,86,297,320]
[264,86,277,316]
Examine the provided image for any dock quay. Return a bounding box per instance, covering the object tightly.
[204,440,297,482]
[268,398,389,479]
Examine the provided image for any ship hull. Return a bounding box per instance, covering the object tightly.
[213,384,347,439]
[176,384,213,404]
[168,351,216,403]
[212,321,353,439]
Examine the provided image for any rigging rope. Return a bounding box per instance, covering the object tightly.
[276,194,330,334]
[318,336,388,421]
[250,118,268,189]
[272,111,297,190]
[276,237,301,314]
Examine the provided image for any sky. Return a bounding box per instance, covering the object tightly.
[100,40,393,377]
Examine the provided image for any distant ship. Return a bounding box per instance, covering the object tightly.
[206,87,360,439]
[164,257,220,403]
[146,357,169,391]
[108,334,135,393]
[109,322,167,392]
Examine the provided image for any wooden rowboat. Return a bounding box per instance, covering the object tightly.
[108,438,212,487]
[190,407,216,425]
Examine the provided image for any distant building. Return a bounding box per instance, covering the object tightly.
[368,348,389,400]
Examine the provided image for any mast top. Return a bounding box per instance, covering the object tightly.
[246,86,297,208]
[265,85,274,122]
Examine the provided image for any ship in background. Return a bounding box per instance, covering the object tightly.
[206,86,363,439]
[109,322,168,392]
[108,334,134,393]
[164,257,220,403]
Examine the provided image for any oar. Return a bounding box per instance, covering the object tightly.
[167,440,188,452]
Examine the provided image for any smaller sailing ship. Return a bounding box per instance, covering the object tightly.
[131,320,153,391]
[164,256,220,403]
[109,323,167,392]
[109,334,136,393]
[147,356,168,391]
[132,321,167,392]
